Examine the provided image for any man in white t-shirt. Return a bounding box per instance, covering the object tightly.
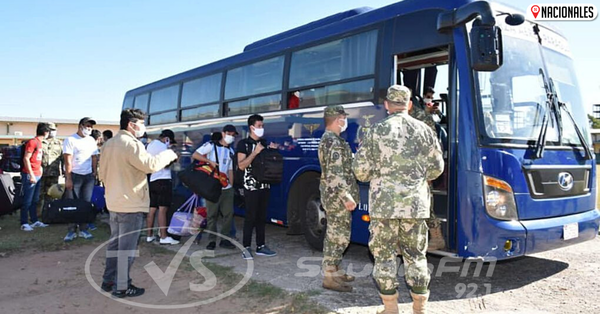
[63,117,99,242]
[192,124,238,250]
[146,129,179,245]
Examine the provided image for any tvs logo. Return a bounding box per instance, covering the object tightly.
[528,4,597,21]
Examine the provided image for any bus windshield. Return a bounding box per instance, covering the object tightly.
[476,20,589,147]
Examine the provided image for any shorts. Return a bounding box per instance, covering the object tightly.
[149,179,173,208]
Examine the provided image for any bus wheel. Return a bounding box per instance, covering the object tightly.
[299,175,326,251]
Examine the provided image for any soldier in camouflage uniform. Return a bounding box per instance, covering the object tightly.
[353,85,444,314]
[38,122,63,215]
[409,89,446,251]
[318,105,360,293]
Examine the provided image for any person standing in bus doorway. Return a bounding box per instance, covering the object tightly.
[236,114,278,259]
[192,125,238,251]
[63,117,99,242]
[318,105,360,293]
[37,122,63,216]
[146,129,180,245]
[99,109,178,298]
[409,87,446,251]
[353,85,444,314]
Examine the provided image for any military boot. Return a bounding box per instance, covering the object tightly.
[377,292,399,314]
[410,290,430,314]
[427,225,445,251]
[322,266,352,292]
[334,265,355,282]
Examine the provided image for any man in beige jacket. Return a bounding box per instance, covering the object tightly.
[98,108,178,298]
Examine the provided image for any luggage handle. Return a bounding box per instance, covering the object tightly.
[176,194,198,214]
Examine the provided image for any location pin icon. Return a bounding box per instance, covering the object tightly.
[531,5,540,18]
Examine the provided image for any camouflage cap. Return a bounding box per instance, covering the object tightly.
[47,122,57,130]
[386,85,411,104]
[324,105,349,117]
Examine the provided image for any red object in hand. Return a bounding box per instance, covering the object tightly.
[196,206,207,218]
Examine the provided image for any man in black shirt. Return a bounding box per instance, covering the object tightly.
[236,114,278,260]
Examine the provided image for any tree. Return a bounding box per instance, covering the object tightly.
[588,114,600,129]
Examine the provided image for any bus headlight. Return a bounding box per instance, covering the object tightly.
[483,175,518,221]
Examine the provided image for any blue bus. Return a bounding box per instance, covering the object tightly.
[122,0,599,260]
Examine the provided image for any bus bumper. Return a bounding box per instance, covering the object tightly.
[522,208,600,255]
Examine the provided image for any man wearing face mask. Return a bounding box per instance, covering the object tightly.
[192,124,238,250]
[38,122,63,215]
[145,129,180,245]
[318,105,360,292]
[63,117,99,242]
[98,109,178,298]
[236,114,278,260]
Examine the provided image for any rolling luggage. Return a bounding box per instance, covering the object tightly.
[0,173,18,216]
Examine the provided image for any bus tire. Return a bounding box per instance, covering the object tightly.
[295,172,325,251]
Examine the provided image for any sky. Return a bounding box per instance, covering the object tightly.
[1,0,598,122]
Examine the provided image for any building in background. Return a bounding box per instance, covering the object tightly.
[0,116,119,146]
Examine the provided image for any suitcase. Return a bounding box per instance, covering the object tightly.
[43,198,97,224]
[0,173,18,216]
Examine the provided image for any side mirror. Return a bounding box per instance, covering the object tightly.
[469,19,503,71]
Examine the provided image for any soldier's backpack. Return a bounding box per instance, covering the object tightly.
[251,148,283,184]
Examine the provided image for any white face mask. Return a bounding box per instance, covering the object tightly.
[339,118,348,133]
[224,134,235,145]
[81,127,92,137]
[50,131,57,138]
[424,98,433,104]
[253,126,264,138]
[131,122,146,138]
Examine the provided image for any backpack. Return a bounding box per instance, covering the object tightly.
[19,139,40,172]
[251,148,284,184]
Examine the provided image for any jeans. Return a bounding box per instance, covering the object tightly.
[206,188,234,242]
[102,212,144,291]
[20,173,42,225]
[243,189,270,248]
[66,173,95,232]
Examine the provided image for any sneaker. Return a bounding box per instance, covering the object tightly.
[219,240,236,249]
[146,236,155,243]
[255,245,277,257]
[21,224,34,232]
[79,230,94,240]
[112,284,145,298]
[88,223,97,231]
[206,241,216,250]
[242,247,253,260]
[159,237,180,245]
[101,281,114,293]
[64,232,77,242]
[31,221,49,228]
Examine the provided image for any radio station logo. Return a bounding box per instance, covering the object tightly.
[528,4,597,20]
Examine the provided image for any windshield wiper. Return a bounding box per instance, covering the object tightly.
[533,68,552,159]
[552,79,593,159]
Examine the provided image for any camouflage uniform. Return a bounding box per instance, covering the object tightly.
[318,106,360,268]
[38,129,63,213]
[410,103,441,230]
[352,85,444,294]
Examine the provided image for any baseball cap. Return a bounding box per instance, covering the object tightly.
[160,129,177,144]
[223,124,239,135]
[79,117,97,126]
[324,105,349,117]
[386,85,411,104]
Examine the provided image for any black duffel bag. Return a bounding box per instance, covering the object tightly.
[251,148,284,184]
[43,191,96,224]
[178,163,222,203]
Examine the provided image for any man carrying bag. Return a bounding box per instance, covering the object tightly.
[191,125,238,251]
